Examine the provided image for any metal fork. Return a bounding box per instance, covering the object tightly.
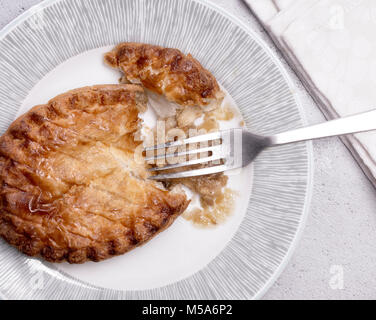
[145,109,376,179]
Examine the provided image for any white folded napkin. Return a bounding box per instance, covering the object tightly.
[244,0,376,187]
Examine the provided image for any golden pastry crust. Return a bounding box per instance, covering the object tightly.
[104,42,224,108]
[0,84,189,263]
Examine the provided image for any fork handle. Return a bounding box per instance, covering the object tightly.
[270,109,376,145]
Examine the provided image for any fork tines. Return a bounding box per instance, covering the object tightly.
[143,129,238,179]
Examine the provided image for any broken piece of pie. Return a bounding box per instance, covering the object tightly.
[0,85,189,263]
[105,43,237,227]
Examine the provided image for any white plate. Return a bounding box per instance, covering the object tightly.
[0,0,313,299]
